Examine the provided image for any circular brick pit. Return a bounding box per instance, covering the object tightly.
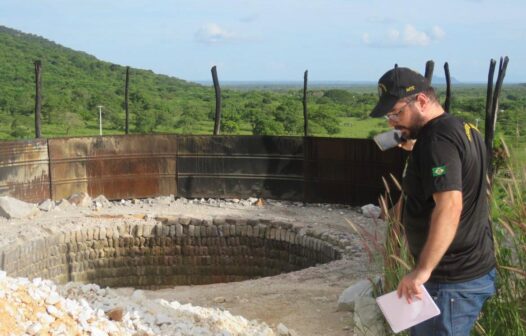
[1,216,345,289]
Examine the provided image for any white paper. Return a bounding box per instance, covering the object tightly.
[375,285,440,333]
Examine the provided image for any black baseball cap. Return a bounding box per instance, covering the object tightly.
[370,67,430,118]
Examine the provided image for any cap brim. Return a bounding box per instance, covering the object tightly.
[369,94,398,118]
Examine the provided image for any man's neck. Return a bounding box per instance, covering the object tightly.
[423,104,445,124]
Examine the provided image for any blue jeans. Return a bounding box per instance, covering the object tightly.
[411,268,496,336]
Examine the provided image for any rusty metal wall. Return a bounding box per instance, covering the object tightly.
[1,135,404,205]
[177,136,304,200]
[48,135,177,200]
[304,137,405,205]
[0,139,50,203]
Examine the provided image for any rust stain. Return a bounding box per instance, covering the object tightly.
[0,139,50,203]
[48,135,177,201]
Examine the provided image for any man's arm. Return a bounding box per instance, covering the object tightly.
[397,190,463,302]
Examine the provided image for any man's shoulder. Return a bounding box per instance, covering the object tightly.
[431,113,463,129]
[424,114,466,139]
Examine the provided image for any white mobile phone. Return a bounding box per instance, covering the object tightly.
[373,130,405,151]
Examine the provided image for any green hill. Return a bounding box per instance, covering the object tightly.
[1,25,524,143]
[0,25,212,138]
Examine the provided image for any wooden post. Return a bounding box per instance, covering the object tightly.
[125,66,130,134]
[484,59,497,175]
[424,60,434,84]
[211,66,222,135]
[303,70,308,136]
[444,62,451,113]
[484,56,509,180]
[34,60,42,138]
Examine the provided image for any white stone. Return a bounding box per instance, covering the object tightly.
[56,199,73,211]
[37,312,55,325]
[68,192,92,207]
[353,297,386,336]
[337,279,374,312]
[38,199,55,212]
[155,313,172,325]
[46,304,64,318]
[89,326,108,336]
[26,322,42,335]
[361,204,381,219]
[0,196,39,219]
[93,195,111,207]
[277,323,290,335]
[45,291,61,305]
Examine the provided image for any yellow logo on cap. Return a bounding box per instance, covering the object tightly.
[378,83,387,97]
[406,85,415,92]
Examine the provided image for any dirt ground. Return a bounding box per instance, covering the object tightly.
[109,199,385,336]
[0,197,386,335]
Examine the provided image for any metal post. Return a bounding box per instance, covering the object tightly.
[303,70,309,136]
[424,60,434,84]
[444,62,451,113]
[34,60,42,138]
[125,66,130,134]
[97,105,103,136]
[211,66,222,135]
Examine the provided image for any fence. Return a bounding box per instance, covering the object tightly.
[0,135,405,205]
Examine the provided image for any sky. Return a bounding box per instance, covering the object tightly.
[0,0,524,83]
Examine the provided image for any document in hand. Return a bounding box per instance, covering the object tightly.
[375,285,440,333]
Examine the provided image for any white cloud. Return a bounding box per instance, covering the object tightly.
[362,33,371,44]
[431,26,446,40]
[403,25,431,46]
[195,23,236,44]
[362,24,445,48]
[387,28,400,43]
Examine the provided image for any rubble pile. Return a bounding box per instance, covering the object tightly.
[0,271,276,336]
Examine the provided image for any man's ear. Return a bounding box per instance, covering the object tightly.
[415,93,429,111]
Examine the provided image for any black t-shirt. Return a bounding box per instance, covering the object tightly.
[402,113,495,282]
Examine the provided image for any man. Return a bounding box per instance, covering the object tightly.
[370,67,496,335]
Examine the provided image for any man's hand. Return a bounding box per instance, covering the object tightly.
[398,139,416,151]
[396,268,432,303]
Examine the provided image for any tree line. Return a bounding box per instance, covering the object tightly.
[0,25,524,145]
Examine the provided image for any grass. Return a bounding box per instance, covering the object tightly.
[476,139,526,336]
[335,117,390,139]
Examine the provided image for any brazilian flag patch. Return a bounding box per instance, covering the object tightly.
[432,165,447,177]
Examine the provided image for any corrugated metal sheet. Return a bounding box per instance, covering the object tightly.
[304,137,406,205]
[0,139,50,203]
[48,135,177,200]
[177,136,304,200]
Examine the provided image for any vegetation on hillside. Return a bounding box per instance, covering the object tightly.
[2,25,525,143]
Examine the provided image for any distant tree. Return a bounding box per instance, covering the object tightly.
[221,107,242,134]
[63,112,85,135]
[262,97,272,104]
[251,113,284,135]
[10,118,31,139]
[134,110,156,133]
[274,102,302,135]
[310,108,340,135]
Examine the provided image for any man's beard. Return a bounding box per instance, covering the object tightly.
[396,125,421,139]
[396,106,425,139]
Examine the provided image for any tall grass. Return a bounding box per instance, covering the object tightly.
[376,139,526,335]
[476,139,526,335]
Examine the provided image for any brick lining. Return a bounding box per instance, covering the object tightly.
[1,216,345,288]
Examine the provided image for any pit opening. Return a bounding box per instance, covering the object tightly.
[2,216,346,288]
